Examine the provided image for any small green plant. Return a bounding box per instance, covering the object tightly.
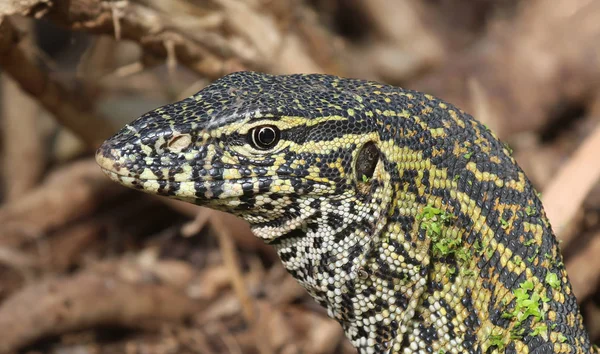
[526,247,540,263]
[531,324,548,337]
[462,269,475,277]
[456,248,471,262]
[473,240,482,252]
[545,272,560,289]
[488,332,507,351]
[418,205,460,258]
[525,206,536,216]
[500,217,509,229]
[502,280,550,339]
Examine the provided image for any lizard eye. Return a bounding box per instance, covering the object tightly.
[249,125,280,150]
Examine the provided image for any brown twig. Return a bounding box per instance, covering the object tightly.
[210,216,274,354]
[542,123,600,245]
[0,0,51,17]
[0,17,114,148]
[23,0,249,79]
[12,0,337,78]
[172,199,276,258]
[345,0,444,82]
[0,246,37,270]
[0,159,125,248]
[211,218,255,324]
[566,232,600,300]
[0,74,46,200]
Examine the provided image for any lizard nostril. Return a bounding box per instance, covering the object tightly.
[96,141,116,160]
[167,134,192,152]
[95,141,126,173]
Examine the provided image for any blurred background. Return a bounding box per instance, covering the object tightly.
[1,0,600,353]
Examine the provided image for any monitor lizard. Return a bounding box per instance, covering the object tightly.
[96,71,598,354]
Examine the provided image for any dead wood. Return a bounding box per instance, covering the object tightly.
[0,17,114,148]
[0,246,37,271]
[542,123,600,245]
[10,0,337,78]
[0,74,46,200]
[567,232,600,300]
[0,159,124,248]
[413,0,600,138]
[0,221,100,293]
[176,201,275,258]
[251,302,345,354]
[0,258,205,354]
[585,302,600,343]
[344,0,444,83]
[0,0,51,17]
[210,216,273,354]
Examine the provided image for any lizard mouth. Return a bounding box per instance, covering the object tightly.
[95,141,136,177]
[97,166,137,185]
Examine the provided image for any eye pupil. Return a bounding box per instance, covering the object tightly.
[250,125,280,149]
[258,128,275,144]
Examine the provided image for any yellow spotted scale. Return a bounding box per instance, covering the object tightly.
[96,72,598,354]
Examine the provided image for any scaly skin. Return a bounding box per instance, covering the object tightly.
[96,72,598,353]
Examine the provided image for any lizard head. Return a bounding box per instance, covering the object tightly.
[97,73,402,333]
[96,71,391,246]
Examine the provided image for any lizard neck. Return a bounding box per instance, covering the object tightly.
[265,177,594,353]
[259,174,406,352]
